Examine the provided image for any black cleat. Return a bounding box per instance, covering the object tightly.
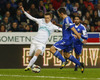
[60,61,68,69]
[74,67,78,71]
[80,63,84,73]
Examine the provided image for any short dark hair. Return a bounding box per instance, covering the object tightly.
[44,12,52,17]
[74,16,81,20]
[48,3,52,6]
[39,0,43,2]
[58,8,67,14]
[12,22,18,25]
[0,24,5,27]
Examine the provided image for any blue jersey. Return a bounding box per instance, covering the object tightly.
[53,16,74,53]
[62,16,74,40]
[72,23,88,45]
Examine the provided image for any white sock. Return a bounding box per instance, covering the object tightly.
[28,56,37,67]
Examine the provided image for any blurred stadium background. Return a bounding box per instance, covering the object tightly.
[0,0,100,80]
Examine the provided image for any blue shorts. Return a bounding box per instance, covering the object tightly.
[74,44,83,55]
[53,39,73,53]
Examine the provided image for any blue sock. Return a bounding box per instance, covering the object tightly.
[54,50,66,62]
[75,58,80,68]
[68,55,80,66]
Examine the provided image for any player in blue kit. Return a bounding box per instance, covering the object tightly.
[50,8,86,73]
[72,16,88,71]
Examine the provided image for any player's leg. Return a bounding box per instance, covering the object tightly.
[74,45,82,71]
[64,52,84,73]
[60,46,73,69]
[64,51,84,73]
[28,41,45,69]
[61,43,84,73]
[64,52,81,66]
[25,40,45,71]
[50,40,66,66]
[27,49,42,68]
[63,44,81,66]
[50,46,66,63]
[74,53,80,71]
[25,43,36,71]
[28,44,36,61]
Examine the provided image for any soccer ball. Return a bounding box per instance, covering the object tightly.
[32,65,41,73]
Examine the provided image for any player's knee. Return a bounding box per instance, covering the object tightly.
[50,46,56,54]
[76,54,80,59]
[35,49,42,56]
[34,52,40,57]
[64,53,70,58]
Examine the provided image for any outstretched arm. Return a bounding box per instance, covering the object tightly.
[20,6,38,23]
[53,25,62,31]
[52,21,62,28]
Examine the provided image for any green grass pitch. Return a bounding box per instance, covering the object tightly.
[0,68,100,80]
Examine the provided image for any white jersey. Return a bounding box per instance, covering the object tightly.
[24,12,62,44]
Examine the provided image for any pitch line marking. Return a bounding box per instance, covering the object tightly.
[0,74,100,80]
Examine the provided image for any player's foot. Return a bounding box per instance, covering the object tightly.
[80,63,84,73]
[60,61,68,69]
[74,67,78,71]
[25,67,31,71]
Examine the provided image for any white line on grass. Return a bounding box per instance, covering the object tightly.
[0,74,100,80]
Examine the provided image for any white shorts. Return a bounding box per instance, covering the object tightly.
[29,39,46,56]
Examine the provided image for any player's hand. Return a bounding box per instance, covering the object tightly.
[20,6,25,12]
[82,39,87,44]
[52,20,56,25]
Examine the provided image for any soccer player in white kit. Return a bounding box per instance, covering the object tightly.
[20,6,62,71]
